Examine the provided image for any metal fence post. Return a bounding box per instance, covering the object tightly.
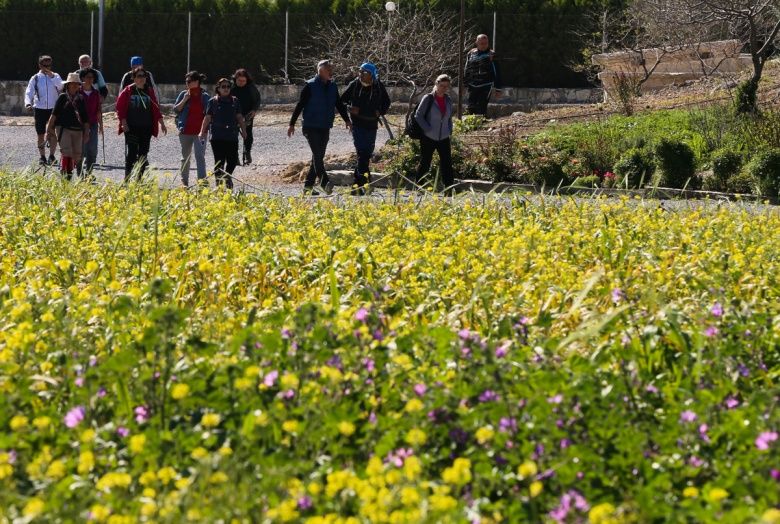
[90,11,94,58]
[284,10,289,83]
[187,12,192,74]
[98,0,104,68]
[492,11,496,50]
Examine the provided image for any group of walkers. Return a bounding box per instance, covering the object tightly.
[23,33,501,194]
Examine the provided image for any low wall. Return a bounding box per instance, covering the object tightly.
[0,81,603,115]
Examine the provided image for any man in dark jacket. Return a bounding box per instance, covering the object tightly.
[288,60,351,195]
[339,62,391,195]
[464,34,501,117]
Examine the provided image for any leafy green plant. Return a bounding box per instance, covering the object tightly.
[726,171,757,194]
[744,149,780,198]
[652,138,698,189]
[569,174,601,188]
[612,148,654,189]
[515,140,568,187]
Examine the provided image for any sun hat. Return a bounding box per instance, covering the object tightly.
[130,56,143,67]
[63,72,82,86]
[359,62,378,81]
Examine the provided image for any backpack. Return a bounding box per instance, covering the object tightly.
[404,95,433,139]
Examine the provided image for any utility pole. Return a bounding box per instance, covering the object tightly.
[98,0,105,69]
[457,0,465,118]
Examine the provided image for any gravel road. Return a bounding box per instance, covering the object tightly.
[0,112,393,195]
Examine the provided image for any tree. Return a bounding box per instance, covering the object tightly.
[639,0,780,113]
[291,8,469,110]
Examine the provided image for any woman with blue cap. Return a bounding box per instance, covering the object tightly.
[339,62,390,195]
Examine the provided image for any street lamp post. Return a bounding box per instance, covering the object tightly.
[385,1,396,82]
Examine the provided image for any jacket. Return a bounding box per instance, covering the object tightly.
[231,83,261,116]
[464,49,500,88]
[115,84,163,137]
[24,72,63,110]
[339,78,391,130]
[415,93,453,142]
[174,88,211,131]
[290,76,347,130]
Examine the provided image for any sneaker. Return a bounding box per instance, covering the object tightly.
[322,181,334,195]
[245,151,252,165]
[48,154,56,165]
[38,156,47,166]
[303,187,320,196]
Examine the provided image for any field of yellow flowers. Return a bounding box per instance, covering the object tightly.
[0,172,779,523]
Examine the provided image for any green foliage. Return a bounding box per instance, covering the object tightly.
[726,171,756,195]
[735,79,759,115]
[515,141,569,187]
[569,174,601,187]
[652,138,698,189]
[612,148,654,189]
[707,149,743,192]
[744,149,780,198]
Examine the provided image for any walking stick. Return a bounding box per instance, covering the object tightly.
[380,115,394,140]
[101,127,106,166]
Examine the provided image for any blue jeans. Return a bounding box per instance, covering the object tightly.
[179,133,207,186]
[82,123,99,171]
[352,126,377,188]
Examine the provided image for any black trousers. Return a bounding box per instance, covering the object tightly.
[243,117,254,152]
[124,127,152,181]
[210,139,239,189]
[416,135,454,190]
[302,127,330,189]
[466,85,492,116]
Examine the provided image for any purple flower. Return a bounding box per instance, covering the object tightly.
[413,384,427,396]
[689,455,704,468]
[297,496,313,511]
[369,412,377,425]
[704,326,719,337]
[97,387,107,398]
[711,302,723,317]
[724,397,740,409]
[495,341,510,358]
[460,346,471,358]
[6,450,17,464]
[548,394,564,404]
[738,363,750,377]
[362,358,375,372]
[75,377,85,387]
[372,329,384,341]
[354,308,369,322]
[611,288,623,304]
[458,328,471,340]
[698,423,710,443]
[680,410,697,423]
[116,426,130,438]
[281,328,292,339]
[756,431,778,450]
[263,370,279,388]
[645,384,659,394]
[478,390,500,403]
[134,406,149,424]
[560,438,571,449]
[770,468,780,481]
[281,389,295,399]
[498,417,517,434]
[64,406,85,428]
[532,443,545,460]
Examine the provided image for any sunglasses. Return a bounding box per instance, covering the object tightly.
[135,74,147,79]
[41,62,52,66]
[219,84,231,89]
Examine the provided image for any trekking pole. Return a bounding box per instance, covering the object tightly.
[380,115,394,140]
[101,127,106,166]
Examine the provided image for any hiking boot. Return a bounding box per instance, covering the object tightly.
[244,150,252,165]
[303,187,320,196]
[48,154,56,165]
[39,156,47,166]
[322,181,334,195]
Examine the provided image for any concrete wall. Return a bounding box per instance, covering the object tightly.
[0,81,603,115]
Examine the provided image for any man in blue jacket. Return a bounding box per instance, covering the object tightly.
[288,60,351,195]
[339,62,391,195]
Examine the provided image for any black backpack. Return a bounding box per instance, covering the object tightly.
[404,95,433,139]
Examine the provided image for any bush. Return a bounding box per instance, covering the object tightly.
[744,149,780,198]
[711,149,743,185]
[515,141,568,188]
[652,139,698,189]
[570,175,601,188]
[726,171,756,195]
[612,148,654,189]
[475,127,521,183]
[735,78,758,115]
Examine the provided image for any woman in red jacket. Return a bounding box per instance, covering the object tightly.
[115,68,167,182]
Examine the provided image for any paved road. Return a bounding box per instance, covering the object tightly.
[0,113,393,194]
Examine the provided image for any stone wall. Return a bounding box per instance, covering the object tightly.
[0,81,603,115]
[593,40,751,95]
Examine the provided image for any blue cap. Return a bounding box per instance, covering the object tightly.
[130,56,143,67]
[359,62,378,81]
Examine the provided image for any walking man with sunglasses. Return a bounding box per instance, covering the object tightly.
[24,55,62,165]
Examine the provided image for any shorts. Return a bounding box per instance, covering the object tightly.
[58,128,83,158]
[34,108,52,135]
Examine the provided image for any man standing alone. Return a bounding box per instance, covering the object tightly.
[464,34,501,117]
[24,55,62,165]
[288,60,351,195]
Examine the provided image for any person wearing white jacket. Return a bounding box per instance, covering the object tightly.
[25,55,63,165]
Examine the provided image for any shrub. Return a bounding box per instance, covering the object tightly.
[652,139,698,189]
[711,149,743,185]
[612,148,654,189]
[475,127,521,183]
[726,171,756,194]
[734,78,758,115]
[744,149,780,198]
[570,175,601,188]
[515,141,568,188]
